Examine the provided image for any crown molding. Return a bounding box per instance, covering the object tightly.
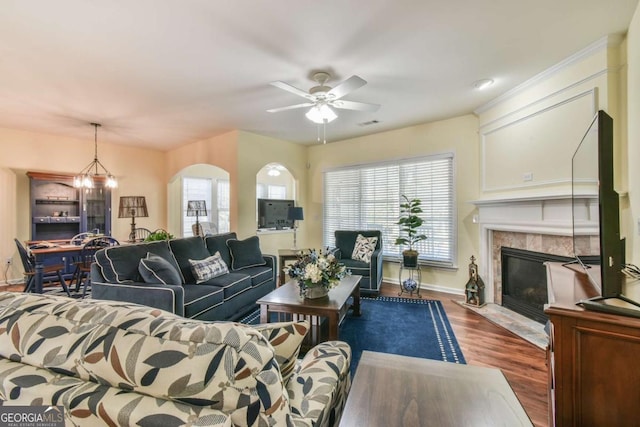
[475,34,624,115]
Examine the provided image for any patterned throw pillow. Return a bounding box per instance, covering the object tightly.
[252,321,310,384]
[351,234,378,263]
[138,253,182,285]
[189,252,229,284]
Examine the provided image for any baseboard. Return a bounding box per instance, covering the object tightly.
[383,277,464,296]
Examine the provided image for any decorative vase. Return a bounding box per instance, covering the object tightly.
[303,285,330,299]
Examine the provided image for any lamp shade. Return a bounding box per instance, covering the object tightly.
[186,200,208,217]
[118,196,148,218]
[288,206,304,221]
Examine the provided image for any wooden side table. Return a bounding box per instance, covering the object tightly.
[278,249,301,286]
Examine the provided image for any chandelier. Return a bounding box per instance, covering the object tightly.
[74,123,117,189]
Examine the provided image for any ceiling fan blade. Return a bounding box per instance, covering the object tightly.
[270,81,315,100]
[331,100,380,112]
[266,102,315,113]
[328,75,367,100]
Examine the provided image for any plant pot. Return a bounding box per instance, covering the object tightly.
[303,285,330,299]
[402,250,419,268]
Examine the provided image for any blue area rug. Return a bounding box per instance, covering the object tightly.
[240,296,465,375]
[341,296,465,375]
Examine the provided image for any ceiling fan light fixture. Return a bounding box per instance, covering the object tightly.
[305,104,337,124]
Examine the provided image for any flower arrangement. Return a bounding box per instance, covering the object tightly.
[286,249,349,297]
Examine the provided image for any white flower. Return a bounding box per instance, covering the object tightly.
[304,263,323,283]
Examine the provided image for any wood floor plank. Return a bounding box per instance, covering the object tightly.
[380,283,548,427]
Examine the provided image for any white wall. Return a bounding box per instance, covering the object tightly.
[627,5,640,264]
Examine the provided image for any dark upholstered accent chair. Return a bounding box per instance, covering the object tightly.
[331,230,383,296]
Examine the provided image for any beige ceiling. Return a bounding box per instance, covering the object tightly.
[0,0,638,150]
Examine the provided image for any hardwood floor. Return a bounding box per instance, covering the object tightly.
[379,282,549,427]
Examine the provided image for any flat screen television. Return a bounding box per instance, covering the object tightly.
[571,110,640,316]
[257,198,294,229]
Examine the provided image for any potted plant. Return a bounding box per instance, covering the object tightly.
[395,195,427,267]
[144,229,175,242]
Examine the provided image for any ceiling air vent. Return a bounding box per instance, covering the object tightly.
[358,119,380,127]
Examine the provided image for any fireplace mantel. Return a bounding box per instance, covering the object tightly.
[470,193,598,303]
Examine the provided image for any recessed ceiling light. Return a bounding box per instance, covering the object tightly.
[473,79,494,90]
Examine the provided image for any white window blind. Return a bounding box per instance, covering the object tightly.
[257,184,287,199]
[217,180,230,233]
[323,154,456,267]
[183,177,212,236]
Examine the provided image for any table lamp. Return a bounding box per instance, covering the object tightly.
[187,200,208,236]
[118,196,148,242]
[288,206,304,249]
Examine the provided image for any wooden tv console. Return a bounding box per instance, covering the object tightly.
[544,262,640,426]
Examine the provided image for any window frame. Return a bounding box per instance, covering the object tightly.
[323,153,457,268]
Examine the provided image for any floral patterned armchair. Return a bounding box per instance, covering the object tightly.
[0,292,351,426]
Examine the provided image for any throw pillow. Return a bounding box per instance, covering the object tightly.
[189,252,229,284]
[227,236,266,270]
[138,252,182,285]
[252,320,310,384]
[351,234,378,263]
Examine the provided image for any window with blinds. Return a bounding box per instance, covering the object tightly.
[183,177,231,236]
[323,153,456,267]
[183,177,212,236]
[217,180,230,233]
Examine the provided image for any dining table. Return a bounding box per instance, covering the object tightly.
[28,242,82,293]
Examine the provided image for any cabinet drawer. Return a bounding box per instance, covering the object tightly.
[50,216,66,223]
[33,217,50,224]
[66,216,81,223]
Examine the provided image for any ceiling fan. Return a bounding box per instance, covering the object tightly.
[267,72,380,124]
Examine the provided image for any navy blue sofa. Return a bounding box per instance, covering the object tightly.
[90,233,276,321]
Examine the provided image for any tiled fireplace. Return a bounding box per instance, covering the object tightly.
[473,194,598,305]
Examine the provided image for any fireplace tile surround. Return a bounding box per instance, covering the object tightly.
[473,194,598,305]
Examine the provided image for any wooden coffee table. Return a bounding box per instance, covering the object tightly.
[257,275,362,342]
[340,351,532,426]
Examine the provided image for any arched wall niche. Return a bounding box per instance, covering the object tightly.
[167,163,230,237]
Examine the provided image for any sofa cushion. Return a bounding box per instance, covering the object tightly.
[237,265,273,287]
[351,233,378,263]
[227,236,266,270]
[139,252,182,285]
[205,232,237,268]
[252,321,309,384]
[95,240,178,283]
[339,258,372,277]
[182,284,225,318]
[169,236,211,284]
[201,272,252,300]
[189,252,229,284]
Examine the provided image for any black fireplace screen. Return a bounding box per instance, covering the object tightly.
[501,247,573,324]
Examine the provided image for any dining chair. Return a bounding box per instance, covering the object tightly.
[71,236,120,297]
[14,238,71,296]
[70,232,98,246]
[132,227,152,242]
